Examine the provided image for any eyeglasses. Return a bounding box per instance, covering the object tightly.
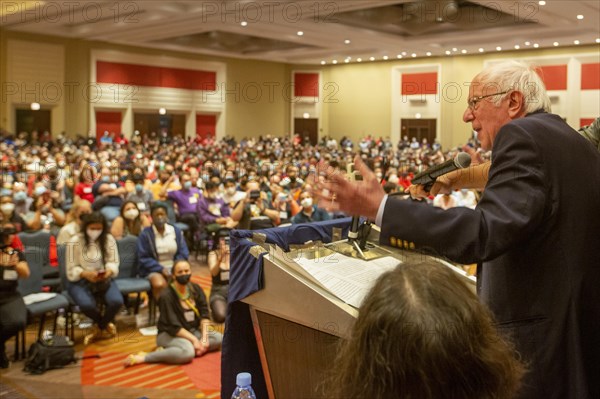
[467,91,509,111]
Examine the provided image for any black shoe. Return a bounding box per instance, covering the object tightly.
[0,350,9,369]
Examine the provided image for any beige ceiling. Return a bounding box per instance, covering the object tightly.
[1,0,599,64]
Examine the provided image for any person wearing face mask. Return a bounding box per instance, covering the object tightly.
[221,178,245,211]
[197,182,236,233]
[162,172,202,249]
[138,203,189,299]
[56,198,92,245]
[11,184,31,217]
[123,260,222,367]
[125,174,153,214]
[65,212,122,345]
[24,187,66,233]
[291,191,331,224]
[0,222,30,368]
[110,201,151,240]
[0,195,26,234]
[151,169,180,201]
[91,166,126,222]
[74,164,97,204]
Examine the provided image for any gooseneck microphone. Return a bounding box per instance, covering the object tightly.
[411,152,472,190]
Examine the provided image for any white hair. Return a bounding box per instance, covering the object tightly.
[475,60,552,114]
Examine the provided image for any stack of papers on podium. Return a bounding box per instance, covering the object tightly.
[293,251,401,308]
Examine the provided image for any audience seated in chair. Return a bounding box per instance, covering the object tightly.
[123,259,222,367]
[207,231,230,324]
[0,222,30,369]
[327,261,524,399]
[110,201,151,240]
[137,203,189,299]
[65,211,123,345]
[56,198,92,245]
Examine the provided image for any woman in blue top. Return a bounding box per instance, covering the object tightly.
[137,202,189,299]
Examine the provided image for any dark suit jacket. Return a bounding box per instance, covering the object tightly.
[380,112,600,399]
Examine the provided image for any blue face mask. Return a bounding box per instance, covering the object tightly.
[183,181,192,190]
[102,176,110,183]
[135,184,143,193]
[13,191,27,202]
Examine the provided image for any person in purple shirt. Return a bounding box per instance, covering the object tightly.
[161,172,202,247]
[197,182,236,236]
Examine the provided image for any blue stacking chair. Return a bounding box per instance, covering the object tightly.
[114,236,152,315]
[18,231,60,290]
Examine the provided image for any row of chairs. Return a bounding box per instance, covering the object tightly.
[15,232,152,360]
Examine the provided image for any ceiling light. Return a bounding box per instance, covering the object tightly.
[357,58,362,62]
[383,55,389,60]
[332,60,338,64]
[496,46,502,51]
[533,43,540,48]
[445,50,451,55]
[397,54,402,59]
[297,31,304,36]
[461,49,467,54]
[596,38,600,43]
[574,40,580,45]
[303,113,310,119]
[426,52,432,56]
[402,52,407,56]
[538,1,546,5]
[320,61,326,65]
[369,57,375,61]
[415,113,422,119]
[514,45,520,49]
[577,15,584,20]
[478,48,485,53]
[411,53,417,57]
[344,39,351,44]
[525,41,531,46]
[344,59,349,63]
[31,102,40,111]
[553,41,559,46]
[159,108,166,115]
[452,47,458,52]
[240,21,248,27]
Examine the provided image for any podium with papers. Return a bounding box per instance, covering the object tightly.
[220,219,475,399]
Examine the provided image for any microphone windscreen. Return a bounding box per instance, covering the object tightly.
[454,152,472,169]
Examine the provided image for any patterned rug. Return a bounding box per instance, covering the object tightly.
[80,274,221,398]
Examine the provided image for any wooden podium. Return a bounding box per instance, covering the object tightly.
[242,240,475,399]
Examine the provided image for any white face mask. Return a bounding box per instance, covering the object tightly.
[301,197,313,208]
[1,203,15,215]
[86,229,102,241]
[123,208,139,220]
[226,187,236,195]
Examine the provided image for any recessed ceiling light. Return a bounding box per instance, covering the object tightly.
[411,53,417,57]
[553,41,559,46]
[370,57,375,61]
[533,43,540,48]
[577,15,584,20]
[383,55,389,60]
[596,38,600,43]
[159,108,166,115]
[31,102,41,111]
[402,52,407,56]
[478,48,485,52]
[397,54,403,59]
[452,47,458,52]
[574,40,580,45]
[320,61,326,65]
[344,59,349,63]
[297,31,304,36]
[344,39,351,44]
[332,60,338,64]
[240,21,248,27]
[525,41,531,46]
[496,46,502,51]
[415,113,422,119]
[514,45,520,49]
[445,50,451,55]
[426,52,432,56]
[357,58,362,62]
[461,49,467,54]
[538,1,546,5]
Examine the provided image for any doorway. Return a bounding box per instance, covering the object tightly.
[133,113,186,138]
[400,118,437,144]
[16,109,51,134]
[293,118,318,145]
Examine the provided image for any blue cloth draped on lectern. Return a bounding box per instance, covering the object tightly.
[221,218,352,399]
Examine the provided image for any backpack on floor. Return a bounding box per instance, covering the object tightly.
[23,335,76,375]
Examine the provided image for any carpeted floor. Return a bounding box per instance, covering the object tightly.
[0,264,223,399]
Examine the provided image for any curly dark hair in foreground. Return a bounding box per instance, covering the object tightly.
[327,261,525,399]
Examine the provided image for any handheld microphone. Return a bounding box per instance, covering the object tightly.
[411,152,471,190]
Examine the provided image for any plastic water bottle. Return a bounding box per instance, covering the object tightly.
[231,372,256,399]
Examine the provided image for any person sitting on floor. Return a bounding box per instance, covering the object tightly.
[123,259,222,367]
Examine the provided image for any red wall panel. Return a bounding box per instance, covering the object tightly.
[294,73,319,97]
[96,61,216,91]
[196,114,216,140]
[96,111,122,142]
[581,63,600,90]
[401,72,438,95]
[535,65,567,91]
[580,118,596,128]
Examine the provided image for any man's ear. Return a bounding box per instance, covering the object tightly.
[508,91,526,119]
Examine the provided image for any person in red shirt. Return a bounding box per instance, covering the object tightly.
[74,165,96,203]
